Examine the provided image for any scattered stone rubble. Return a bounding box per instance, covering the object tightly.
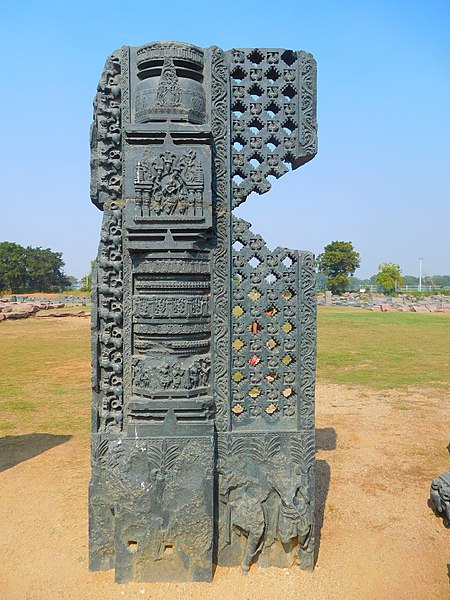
[317,292,450,313]
[2,292,449,322]
[0,296,90,321]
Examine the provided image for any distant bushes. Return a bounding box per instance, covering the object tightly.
[0,242,71,293]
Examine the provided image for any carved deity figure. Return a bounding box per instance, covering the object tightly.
[155,58,182,108]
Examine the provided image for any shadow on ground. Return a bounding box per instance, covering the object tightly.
[314,427,336,564]
[0,433,72,472]
[316,427,337,451]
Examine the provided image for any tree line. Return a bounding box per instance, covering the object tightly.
[317,241,450,295]
[0,242,72,293]
[1,239,448,296]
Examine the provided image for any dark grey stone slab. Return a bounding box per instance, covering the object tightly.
[89,41,318,582]
[430,444,450,527]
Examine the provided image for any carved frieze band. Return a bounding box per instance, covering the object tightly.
[133,295,209,319]
[133,356,211,394]
[133,259,210,275]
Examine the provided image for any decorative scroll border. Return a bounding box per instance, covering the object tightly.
[122,230,132,427]
[298,51,318,161]
[121,46,130,194]
[298,251,316,564]
[298,251,316,432]
[211,46,231,432]
[121,45,130,123]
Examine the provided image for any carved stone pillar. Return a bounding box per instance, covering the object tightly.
[89,41,317,582]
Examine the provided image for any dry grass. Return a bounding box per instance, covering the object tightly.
[0,318,90,435]
[0,310,449,598]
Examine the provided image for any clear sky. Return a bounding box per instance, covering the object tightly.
[1,0,449,280]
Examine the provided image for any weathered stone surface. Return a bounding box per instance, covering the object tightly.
[318,292,450,313]
[430,444,450,526]
[412,305,429,313]
[4,311,31,320]
[89,41,318,582]
[0,301,68,321]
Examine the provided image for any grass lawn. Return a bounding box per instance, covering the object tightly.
[0,318,91,436]
[317,306,450,389]
[0,308,449,436]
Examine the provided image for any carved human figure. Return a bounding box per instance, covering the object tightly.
[155,59,182,107]
[171,364,183,389]
[199,358,210,387]
[218,456,270,573]
[159,363,171,389]
[188,362,200,389]
[277,487,311,549]
[232,481,267,573]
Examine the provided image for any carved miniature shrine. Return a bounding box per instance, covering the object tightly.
[89,41,318,582]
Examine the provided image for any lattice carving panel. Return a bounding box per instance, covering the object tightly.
[227,48,317,208]
[230,217,303,430]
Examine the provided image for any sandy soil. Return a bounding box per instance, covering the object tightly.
[0,383,448,600]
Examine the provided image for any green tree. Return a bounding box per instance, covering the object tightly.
[403,275,419,286]
[0,242,70,293]
[65,276,80,289]
[0,242,29,292]
[317,241,361,295]
[432,275,450,288]
[315,272,328,291]
[376,263,404,295]
[80,260,96,292]
[25,246,70,292]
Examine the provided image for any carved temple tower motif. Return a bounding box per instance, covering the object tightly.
[89,41,317,582]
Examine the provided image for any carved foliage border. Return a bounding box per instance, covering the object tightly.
[297,249,316,560]
[297,51,317,161]
[211,47,231,432]
[298,251,316,433]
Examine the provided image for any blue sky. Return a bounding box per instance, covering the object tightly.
[1,0,449,279]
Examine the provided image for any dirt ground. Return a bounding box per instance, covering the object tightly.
[0,382,448,599]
